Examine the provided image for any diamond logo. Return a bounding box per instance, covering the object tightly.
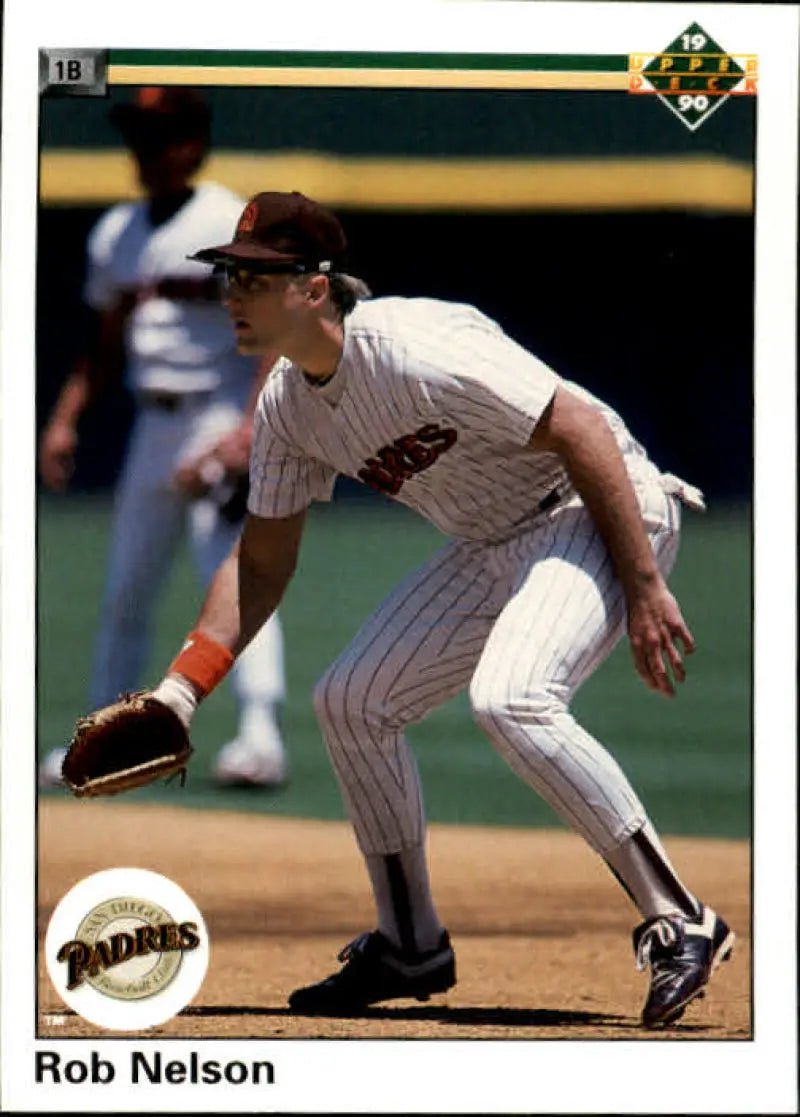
[629,23,757,131]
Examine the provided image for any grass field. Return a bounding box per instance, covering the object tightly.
[36,493,752,839]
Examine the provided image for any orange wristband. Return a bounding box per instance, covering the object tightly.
[168,630,234,696]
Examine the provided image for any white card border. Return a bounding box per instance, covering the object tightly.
[2,2,797,1113]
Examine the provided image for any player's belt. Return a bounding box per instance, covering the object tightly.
[137,390,213,412]
[537,487,561,513]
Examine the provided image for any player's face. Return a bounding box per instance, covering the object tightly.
[220,268,309,356]
[129,138,205,197]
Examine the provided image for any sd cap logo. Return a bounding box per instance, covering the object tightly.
[237,201,258,236]
[136,86,165,109]
[45,868,209,1030]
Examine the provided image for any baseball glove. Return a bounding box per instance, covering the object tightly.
[61,691,193,798]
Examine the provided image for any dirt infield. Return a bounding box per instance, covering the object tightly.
[37,799,750,1040]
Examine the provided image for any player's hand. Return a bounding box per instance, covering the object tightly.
[39,421,78,491]
[173,425,252,496]
[173,453,225,497]
[211,421,252,473]
[626,580,695,697]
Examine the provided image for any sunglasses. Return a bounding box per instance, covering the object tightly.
[213,264,282,294]
[213,259,333,293]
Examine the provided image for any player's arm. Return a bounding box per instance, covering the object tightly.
[39,308,111,492]
[39,299,133,491]
[60,508,306,798]
[194,507,304,658]
[38,356,92,491]
[527,384,694,697]
[150,509,306,724]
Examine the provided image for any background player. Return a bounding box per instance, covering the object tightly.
[114,191,734,1027]
[38,89,287,789]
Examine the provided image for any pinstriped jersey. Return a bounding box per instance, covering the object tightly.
[248,297,660,542]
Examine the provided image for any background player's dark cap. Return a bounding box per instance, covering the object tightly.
[110,87,211,147]
[190,191,348,274]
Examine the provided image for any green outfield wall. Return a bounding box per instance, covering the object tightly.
[37,75,754,498]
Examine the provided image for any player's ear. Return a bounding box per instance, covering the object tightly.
[305,274,328,305]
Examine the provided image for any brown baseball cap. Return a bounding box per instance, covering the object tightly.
[110,87,211,146]
[190,191,348,273]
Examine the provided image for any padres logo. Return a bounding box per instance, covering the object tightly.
[56,896,201,1001]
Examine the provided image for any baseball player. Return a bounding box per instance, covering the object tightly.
[130,191,735,1025]
[38,89,287,789]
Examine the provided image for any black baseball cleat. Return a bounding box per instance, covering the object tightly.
[633,904,735,1027]
[288,929,456,1015]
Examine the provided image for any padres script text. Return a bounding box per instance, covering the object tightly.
[57,921,200,989]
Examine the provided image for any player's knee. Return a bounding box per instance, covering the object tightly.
[312,664,342,730]
[313,661,404,739]
[312,662,369,735]
[469,680,568,734]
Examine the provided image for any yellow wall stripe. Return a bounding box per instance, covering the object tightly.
[39,151,753,212]
[107,64,629,91]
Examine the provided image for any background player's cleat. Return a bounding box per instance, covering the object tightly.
[288,929,456,1014]
[38,747,68,789]
[633,904,734,1027]
[213,737,288,788]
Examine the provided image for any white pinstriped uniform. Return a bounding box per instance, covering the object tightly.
[249,297,700,856]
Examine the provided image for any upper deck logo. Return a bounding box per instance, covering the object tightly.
[629,22,757,131]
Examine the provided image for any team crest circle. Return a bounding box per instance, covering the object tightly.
[69,896,190,1001]
[45,868,209,1030]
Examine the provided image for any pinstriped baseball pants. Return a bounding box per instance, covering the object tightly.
[313,479,682,858]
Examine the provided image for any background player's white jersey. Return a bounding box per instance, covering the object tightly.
[249,297,664,541]
[84,181,253,400]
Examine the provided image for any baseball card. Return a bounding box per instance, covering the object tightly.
[1,1,797,1113]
